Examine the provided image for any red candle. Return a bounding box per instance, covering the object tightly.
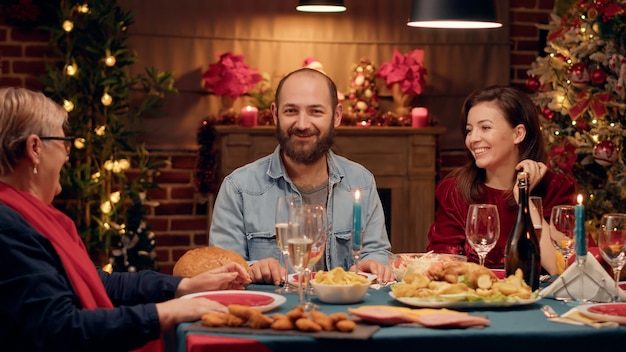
[240,106,258,127]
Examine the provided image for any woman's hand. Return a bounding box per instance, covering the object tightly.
[514,159,547,203]
[175,262,252,297]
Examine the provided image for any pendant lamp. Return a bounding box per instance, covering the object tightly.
[407,0,501,29]
[296,0,346,13]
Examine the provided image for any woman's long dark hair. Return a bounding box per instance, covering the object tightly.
[450,85,548,204]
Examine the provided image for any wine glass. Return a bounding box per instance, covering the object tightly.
[549,205,576,267]
[288,205,324,307]
[465,204,500,266]
[303,205,328,311]
[598,213,626,302]
[274,195,297,294]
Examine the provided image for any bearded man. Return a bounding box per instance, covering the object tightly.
[209,68,393,285]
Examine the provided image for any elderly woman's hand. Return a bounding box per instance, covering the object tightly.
[176,262,252,297]
[514,159,547,203]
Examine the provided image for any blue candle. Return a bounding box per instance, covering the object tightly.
[353,190,361,250]
[574,194,587,256]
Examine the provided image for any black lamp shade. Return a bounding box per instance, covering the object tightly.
[296,0,346,13]
[408,0,501,29]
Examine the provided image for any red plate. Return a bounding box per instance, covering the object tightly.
[180,290,286,312]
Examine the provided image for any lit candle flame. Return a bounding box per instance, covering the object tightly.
[577,194,583,205]
[355,190,361,201]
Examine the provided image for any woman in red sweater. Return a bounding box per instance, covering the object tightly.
[427,86,576,274]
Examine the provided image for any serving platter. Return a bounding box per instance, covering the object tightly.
[577,303,626,325]
[389,291,541,309]
[181,290,286,312]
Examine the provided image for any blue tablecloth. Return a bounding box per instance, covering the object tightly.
[168,284,626,352]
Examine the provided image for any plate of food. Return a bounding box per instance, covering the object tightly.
[388,291,541,309]
[181,290,286,312]
[389,261,540,309]
[577,303,626,325]
[288,271,376,287]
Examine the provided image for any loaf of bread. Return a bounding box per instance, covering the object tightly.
[173,246,250,277]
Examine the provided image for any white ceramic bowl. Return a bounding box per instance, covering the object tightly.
[310,280,371,304]
[389,252,467,282]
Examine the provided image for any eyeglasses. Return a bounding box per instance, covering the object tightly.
[39,136,75,155]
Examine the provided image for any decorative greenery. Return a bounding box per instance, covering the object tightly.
[526,0,626,234]
[38,0,176,271]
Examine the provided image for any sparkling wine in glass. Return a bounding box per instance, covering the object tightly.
[303,205,328,311]
[549,205,576,266]
[288,205,322,307]
[465,204,500,266]
[274,196,297,294]
[598,213,626,302]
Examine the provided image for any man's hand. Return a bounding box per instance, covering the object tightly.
[250,257,286,285]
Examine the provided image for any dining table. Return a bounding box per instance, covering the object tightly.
[164,282,626,352]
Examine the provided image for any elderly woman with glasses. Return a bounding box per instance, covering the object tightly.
[0,87,251,351]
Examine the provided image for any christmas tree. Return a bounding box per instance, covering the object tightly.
[527,0,626,234]
[38,0,176,271]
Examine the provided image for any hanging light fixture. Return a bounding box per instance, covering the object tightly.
[407,0,502,29]
[296,0,346,13]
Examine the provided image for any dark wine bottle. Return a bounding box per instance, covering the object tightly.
[504,171,541,291]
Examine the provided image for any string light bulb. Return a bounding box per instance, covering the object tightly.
[63,99,74,112]
[77,4,89,13]
[65,63,78,76]
[62,20,74,32]
[104,55,116,67]
[101,92,113,106]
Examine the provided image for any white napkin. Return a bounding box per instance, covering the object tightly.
[540,254,626,302]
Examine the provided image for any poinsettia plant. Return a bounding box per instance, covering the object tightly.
[377,48,428,96]
[201,52,262,99]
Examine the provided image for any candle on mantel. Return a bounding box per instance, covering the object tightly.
[411,107,428,128]
[574,194,587,257]
[240,106,258,127]
[353,190,361,250]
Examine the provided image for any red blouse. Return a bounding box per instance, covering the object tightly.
[426,171,577,268]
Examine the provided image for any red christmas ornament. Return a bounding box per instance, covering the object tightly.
[541,106,555,120]
[525,76,540,92]
[568,62,590,87]
[590,68,607,85]
[593,140,619,166]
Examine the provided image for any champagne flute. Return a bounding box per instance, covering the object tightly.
[288,205,321,307]
[549,205,576,266]
[303,205,328,311]
[465,204,500,266]
[530,196,543,237]
[598,213,626,302]
[274,196,297,294]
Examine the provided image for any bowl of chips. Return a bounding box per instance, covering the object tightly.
[310,267,372,304]
[389,252,467,282]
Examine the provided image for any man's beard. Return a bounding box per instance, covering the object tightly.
[276,120,335,165]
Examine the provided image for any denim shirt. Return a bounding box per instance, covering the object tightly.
[209,146,391,272]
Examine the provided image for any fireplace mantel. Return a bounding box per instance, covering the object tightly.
[211,125,446,253]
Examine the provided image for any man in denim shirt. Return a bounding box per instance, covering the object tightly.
[209,68,394,285]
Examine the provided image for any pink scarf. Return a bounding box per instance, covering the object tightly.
[0,182,113,309]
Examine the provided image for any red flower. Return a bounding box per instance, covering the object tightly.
[201,52,262,99]
[377,49,427,96]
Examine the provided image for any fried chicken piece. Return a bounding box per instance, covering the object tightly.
[310,311,334,331]
[271,314,295,331]
[248,312,273,329]
[295,317,322,332]
[224,313,246,327]
[201,313,227,327]
[286,306,306,321]
[328,312,349,323]
[335,319,356,332]
[228,304,259,320]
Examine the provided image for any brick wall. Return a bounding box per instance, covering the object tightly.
[0,2,556,274]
